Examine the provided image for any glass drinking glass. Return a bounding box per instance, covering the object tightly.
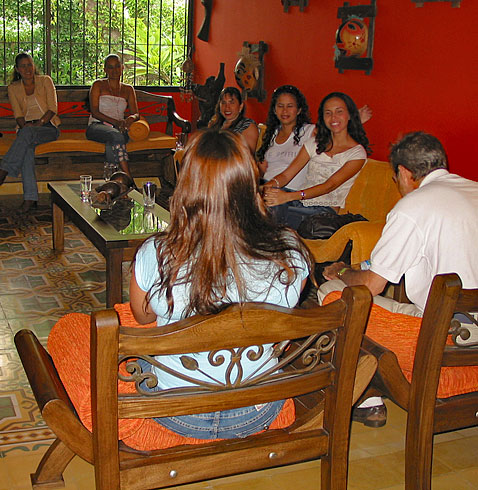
[142,181,157,208]
[80,175,92,202]
[175,132,187,151]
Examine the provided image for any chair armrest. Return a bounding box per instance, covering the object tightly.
[165,97,191,135]
[304,221,385,264]
[14,329,75,413]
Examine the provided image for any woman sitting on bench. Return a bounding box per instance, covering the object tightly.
[86,53,140,179]
[0,53,60,213]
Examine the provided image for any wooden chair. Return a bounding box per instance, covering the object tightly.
[361,273,478,489]
[15,286,373,490]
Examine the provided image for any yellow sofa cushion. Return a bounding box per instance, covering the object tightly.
[0,130,176,157]
[339,159,401,222]
[306,159,401,265]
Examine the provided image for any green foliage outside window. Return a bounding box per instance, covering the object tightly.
[0,0,189,86]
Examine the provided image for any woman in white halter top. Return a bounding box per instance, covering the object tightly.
[86,54,140,178]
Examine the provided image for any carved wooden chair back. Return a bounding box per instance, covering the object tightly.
[15,286,372,490]
[360,273,478,490]
[405,273,478,489]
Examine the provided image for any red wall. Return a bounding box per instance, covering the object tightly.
[192,0,478,180]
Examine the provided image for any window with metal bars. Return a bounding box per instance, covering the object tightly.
[0,0,191,87]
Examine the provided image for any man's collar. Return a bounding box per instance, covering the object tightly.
[419,168,449,188]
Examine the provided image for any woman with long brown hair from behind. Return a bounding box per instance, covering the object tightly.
[129,129,313,439]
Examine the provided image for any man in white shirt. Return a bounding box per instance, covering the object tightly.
[319,131,478,427]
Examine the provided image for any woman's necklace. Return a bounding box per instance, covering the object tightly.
[107,79,121,98]
[22,79,35,96]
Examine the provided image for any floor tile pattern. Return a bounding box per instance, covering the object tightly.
[0,195,130,458]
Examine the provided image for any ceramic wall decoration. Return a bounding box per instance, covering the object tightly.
[234,41,268,102]
[334,0,377,75]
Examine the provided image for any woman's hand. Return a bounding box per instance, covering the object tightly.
[117,119,127,132]
[125,114,137,130]
[359,105,372,124]
[263,187,290,206]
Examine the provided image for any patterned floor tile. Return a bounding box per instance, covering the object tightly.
[0,195,110,457]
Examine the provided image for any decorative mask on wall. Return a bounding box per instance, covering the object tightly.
[334,0,376,75]
[234,41,268,102]
[335,18,369,57]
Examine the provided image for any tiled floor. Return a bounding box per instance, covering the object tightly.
[0,193,477,489]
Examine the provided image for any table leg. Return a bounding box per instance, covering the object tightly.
[106,249,124,307]
[52,201,65,252]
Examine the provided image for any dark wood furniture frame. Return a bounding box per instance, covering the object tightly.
[0,87,191,184]
[48,181,170,307]
[15,286,374,490]
[361,273,478,489]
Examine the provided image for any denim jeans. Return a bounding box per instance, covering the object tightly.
[271,188,336,230]
[86,122,129,164]
[0,123,59,201]
[137,358,285,439]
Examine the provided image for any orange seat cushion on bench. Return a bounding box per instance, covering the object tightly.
[0,131,176,157]
[47,303,295,451]
[324,291,478,399]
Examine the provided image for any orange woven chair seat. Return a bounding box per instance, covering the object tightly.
[324,291,478,399]
[47,303,295,451]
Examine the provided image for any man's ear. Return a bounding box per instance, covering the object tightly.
[398,165,412,181]
[399,165,420,190]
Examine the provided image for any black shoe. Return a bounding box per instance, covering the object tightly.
[352,404,387,428]
[20,200,38,213]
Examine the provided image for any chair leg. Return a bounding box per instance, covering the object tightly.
[405,423,434,490]
[30,438,75,489]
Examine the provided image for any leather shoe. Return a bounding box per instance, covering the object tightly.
[19,200,38,213]
[352,404,387,428]
[0,169,8,186]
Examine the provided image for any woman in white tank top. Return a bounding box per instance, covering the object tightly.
[256,85,314,191]
[86,54,140,178]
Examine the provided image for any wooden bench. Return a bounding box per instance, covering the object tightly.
[0,87,191,184]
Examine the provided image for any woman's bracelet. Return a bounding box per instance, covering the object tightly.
[300,190,306,200]
[272,177,280,187]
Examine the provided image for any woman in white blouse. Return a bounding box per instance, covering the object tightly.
[263,92,371,230]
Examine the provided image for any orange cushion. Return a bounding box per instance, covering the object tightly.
[128,118,150,141]
[0,131,176,157]
[47,303,295,451]
[324,291,478,399]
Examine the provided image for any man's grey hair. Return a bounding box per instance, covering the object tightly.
[389,131,448,180]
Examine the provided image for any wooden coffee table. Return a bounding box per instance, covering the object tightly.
[48,181,170,307]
